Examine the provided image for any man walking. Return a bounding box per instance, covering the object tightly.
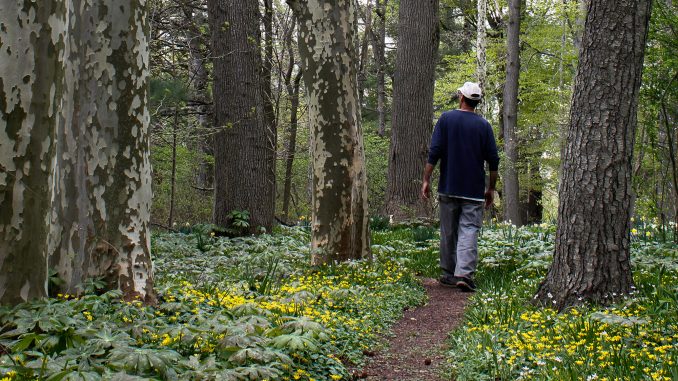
[421,82,499,292]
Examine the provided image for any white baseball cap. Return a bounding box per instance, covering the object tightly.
[458,82,483,100]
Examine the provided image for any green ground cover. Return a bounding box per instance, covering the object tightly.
[0,222,675,381]
[0,226,425,381]
[448,222,678,381]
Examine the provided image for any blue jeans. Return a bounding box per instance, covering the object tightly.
[439,195,484,278]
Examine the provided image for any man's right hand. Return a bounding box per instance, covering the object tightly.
[421,181,431,199]
[484,189,495,209]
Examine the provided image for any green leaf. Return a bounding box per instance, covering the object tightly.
[13,333,38,352]
[269,334,317,351]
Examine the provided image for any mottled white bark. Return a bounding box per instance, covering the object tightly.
[0,0,67,304]
[50,0,155,302]
[288,0,371,265]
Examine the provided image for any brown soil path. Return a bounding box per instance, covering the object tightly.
[355,278,469,381]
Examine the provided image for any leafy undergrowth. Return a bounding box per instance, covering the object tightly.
[0,226,426,381]
[447,222,678,381]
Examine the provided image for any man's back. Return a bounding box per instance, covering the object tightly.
[427,110,499,201]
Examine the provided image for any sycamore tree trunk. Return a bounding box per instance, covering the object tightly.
[535,0,652,310]
[49,0,156,302]
[0,0,67,304]
[208,0,275,233]
[502,0,522,226]
[385,0,439,221]
[288,0,371,265]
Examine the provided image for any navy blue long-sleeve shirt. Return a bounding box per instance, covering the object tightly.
[427,110,500,201]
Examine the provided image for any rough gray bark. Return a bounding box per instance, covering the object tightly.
[0,0,67,304]
[208,0,275,233]
[502,0,522,226]
[535,0,652,310]
[49,0,156,302]
[288,0,371,265]
[385,0,439,221]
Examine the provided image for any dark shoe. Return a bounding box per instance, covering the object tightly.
[456,277,476,292]
[439,275,458,288]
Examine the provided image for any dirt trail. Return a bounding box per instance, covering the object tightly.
[355,278,468,381]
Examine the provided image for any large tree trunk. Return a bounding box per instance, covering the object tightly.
[288,0,371,265]
[535,0,652,310]
[49,0,156,302]
[0,0,67,304]
[374,0,388,137]
[208,0,274,233]
[502,0,522,226]
[385,0,439,221]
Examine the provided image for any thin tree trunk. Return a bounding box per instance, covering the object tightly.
[375,0,388,137]
[208,0,274,233]
[522,162,543,224]
[502,0,522,226]
[50,0,156,302]
[282,19,299,220]
[573,0,587,53]
[169,108,179,228]
[476,0,488,116]
[262,0,277,216]
[385,0,440,221]
[183,6,212,189]
[535,0,652,310]
[352,103,371,262]
[358,1,374,107]
[558,0,569,154]
[288,0,371,264]
[283,67,302,219]
[660,103,678,241]
[0,0,67,304]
